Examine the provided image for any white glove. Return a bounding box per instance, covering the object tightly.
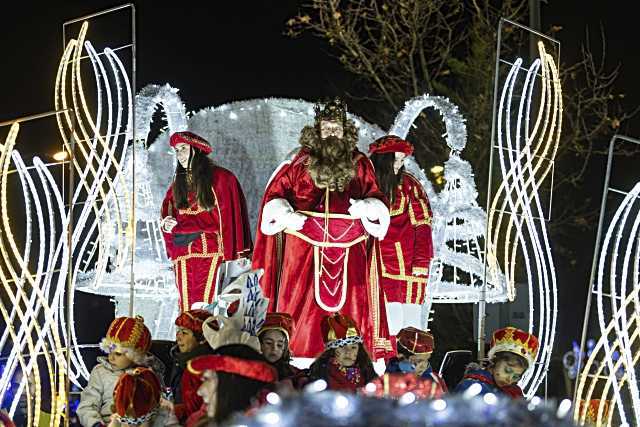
[160,216,177,233]
[261,198,307,235]
[349,198,390,240]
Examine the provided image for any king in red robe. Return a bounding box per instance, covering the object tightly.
[369,135,434,333]
[161,131,252,311]
[252,99,393,359]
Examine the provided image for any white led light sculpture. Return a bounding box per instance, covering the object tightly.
[390,95,507,308]
[0,21,137,422]
[487,41,562,398]
[574,181,640,426]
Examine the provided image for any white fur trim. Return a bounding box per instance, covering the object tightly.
[261,198,294,235]
[351,198,390,239]
[99,338,147,365]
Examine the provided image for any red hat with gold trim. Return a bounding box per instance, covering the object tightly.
[187,354,278,383]
[169,131,213,155]
[100,316,152,365]
[112,367,161,425]
[397,327,434,354]
[259,312,295,341]
[321,313,363,350]
[488,326,539,368]
[369,135,414,156]
[175,309,211,335]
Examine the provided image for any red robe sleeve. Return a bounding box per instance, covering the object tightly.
[252,160,294,311]
[176,370,203,422]
[212,167,253,260]
[161,187,176,259]
[405,174,433,275]
[161,167,252,260]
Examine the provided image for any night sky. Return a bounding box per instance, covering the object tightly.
[1,0,639,390]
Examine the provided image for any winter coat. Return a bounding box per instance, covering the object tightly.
[77,356,167,427]
[453,363,523,399]
[76,357,132,427]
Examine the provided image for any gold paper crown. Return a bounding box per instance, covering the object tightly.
[314,97,348,126]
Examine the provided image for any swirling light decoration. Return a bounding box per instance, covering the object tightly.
[574,180,640,426]
[0,20,134,421]
[487,41,562,398]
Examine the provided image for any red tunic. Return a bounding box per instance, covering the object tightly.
[253,149,393,359]
[378,173,433,304]
[161,166,252,311]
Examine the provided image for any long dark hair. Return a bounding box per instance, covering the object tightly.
[212,344,271,423]
[308,344,377,384]
[172,148,216,211]
[370,152,403,204]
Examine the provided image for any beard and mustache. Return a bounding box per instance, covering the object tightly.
[299,122,358,192]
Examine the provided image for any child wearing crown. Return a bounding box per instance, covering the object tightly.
[77,316,160,427]
[306,313,378,392]
[454,327,539,399]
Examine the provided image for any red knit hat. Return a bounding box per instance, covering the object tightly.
[169,131,213,155]
[397,327,434,355]
[187,354,278,383]
[362,373,445,399]
[112,367,161,425]
[259,312,295,341]
[175,309,211,335]
[320,313,363,350]
[368,135,414,156]
[488,326,539,368]
[100,316,152,364]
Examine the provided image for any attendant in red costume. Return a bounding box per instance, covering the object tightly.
[369,135,434,334]
[253,99,393,359]
[161,131,252,311]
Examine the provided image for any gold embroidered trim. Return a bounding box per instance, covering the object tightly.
[369,243,380,347]
[298,210,357,219]
[178,205,207,215]
[380,271,428,283]
[415,281,423,304]
[406,280,413,304]
[203,253,221,304]
[313,246,349,312]
[285,230,367,248]
[211,185,225,256]
[379,243,428,283]
[180,259,189,311]
[412,267,429,276]
[172,251,222,262]
[389,192,406,216]
[395,242,405,276]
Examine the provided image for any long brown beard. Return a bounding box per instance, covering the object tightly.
[299,121,359,192]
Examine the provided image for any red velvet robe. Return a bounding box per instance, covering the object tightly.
[379,173,433,304]
[161,166,252,311]
[253,149,393,359]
